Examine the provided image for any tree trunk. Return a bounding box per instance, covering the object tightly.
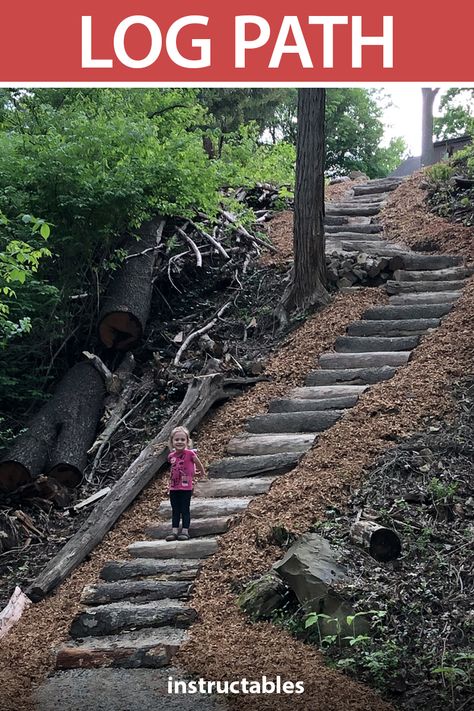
[98,217,164,351]
[0,362,105,493]
[26,374,242,601]
[421,88,439,167]
[280,89,329,317]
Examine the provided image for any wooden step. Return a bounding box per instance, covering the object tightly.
[56,627,188,670]
[209,452,300,479]
[159,496,251,519]
[81,579,191,605]
[147,517,231,539]
[326,206,380,216]
[386,280,466,294]
[325,224,382,234]
[100,558,199,583]
[128,539,218,560]
[269,395,359,412]
[305,366,397,386]
[398,254,463,270]
[353,182,400,195]
[393,267,472,282]
[341,241,407,256]
[347,319,439,337]
[363,304,452,320]
[195,476,275,497]
[290,384,368,398]
[389,291,461,305]
[325,215,349,225]
[246,410,342,434]
[227,432,316,456]
[319,351,411,369]
[335,335,419,352]
[327,232,381,241]
[70,600,196,638]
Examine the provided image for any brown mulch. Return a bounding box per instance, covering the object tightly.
[0,289,386,711]
[380,172,474,264]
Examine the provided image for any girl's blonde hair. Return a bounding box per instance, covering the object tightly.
[168,425,193,450]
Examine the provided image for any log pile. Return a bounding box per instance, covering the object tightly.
[326,251,395,289]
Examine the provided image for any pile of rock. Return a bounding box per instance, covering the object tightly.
[326,251,393,289]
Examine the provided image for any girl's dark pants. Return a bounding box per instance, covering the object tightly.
[169,490,192,529]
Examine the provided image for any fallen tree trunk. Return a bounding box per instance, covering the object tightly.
[27,373,244,601]
[98,217,165,350]
[0,362,105,493]
[350,520,401,562]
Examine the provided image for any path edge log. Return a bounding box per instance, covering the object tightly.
[350,520,401,562]
[26,373,244,601]
[98,217,165,351]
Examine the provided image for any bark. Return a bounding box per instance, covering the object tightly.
[280,89,329,316]
[421,88,439,167]
[0,362,105,493]
[26,374,242,601]
[350,520,401,562]
[98,217,164,350]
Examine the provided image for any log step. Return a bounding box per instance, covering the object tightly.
[227,432,316,456]
[389,291,461,305]
[341,241,408,256]
[81,579,191,605]
[325,215,349,225]
[208,452,300,479]
[386,280,466,294]
[326,206,380,216]
[393,267,472,282]
[325,224,382,234]
[195,476,276,497]
[147,517,231,539]
[353,182,400,195]
[290,384,368,398]
[128,539,218,560]
[70,600,196,638]
[268,395,359,412]
[100,558,200,583]
[304,367,397,386]
[347,319,439,337]
[159,496,252,519]
[326,232,382,240]
[363,304,453,320]
[56,627,188,670]
[246,410,342,434]
[319,351,411,369]
[335,335,419,352]
[398,254,463,270]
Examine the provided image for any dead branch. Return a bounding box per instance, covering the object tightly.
[176,227,203,267]
[174,301,232,366]
[219,208,278,253]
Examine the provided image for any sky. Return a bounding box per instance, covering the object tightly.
[382,86,428,156]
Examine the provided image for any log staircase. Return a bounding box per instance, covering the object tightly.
[36,177,472,709]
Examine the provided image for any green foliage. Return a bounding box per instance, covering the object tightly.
[434,88,474,139]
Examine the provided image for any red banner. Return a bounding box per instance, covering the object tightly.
[0,1,472,83]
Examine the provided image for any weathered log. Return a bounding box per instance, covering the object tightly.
[80,579,190,605]
[335,335,419,353]
[147,516,230,538]
[227,432,316,456]
[397,254,462,270]
[98,217,164,350]
[326,206,380,216]
[319,351,410,369]
[128,539,218,559]
[209,452,300,479]
[246,411,342,434]
[350,520,401,562]
[100,558,199,582]
[325,224,382,234]
[393,267,472,282]
[0,362,105,493]
[269,396,359,412]
[305,367,397,386]
[386,279,466,294]
[363,304,452,320]
[347,319,439,338]
[389,291,461,305]
[26,374,242,601]
[194,476,275,497]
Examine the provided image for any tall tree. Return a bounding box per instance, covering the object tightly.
[421,88,439,167]
[280,89,329,320]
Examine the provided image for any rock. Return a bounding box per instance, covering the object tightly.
[237,572,287,620]
[273,533,368,638]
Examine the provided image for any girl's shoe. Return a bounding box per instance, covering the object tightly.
[177,532,190,540]
[165,533,178,541]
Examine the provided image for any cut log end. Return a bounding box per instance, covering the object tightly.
[47,463,82,488]
[98,311,142,351]
[368,527,402,562]
[0,461,31,493]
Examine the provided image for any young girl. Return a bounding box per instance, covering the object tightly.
[166,426,206,541]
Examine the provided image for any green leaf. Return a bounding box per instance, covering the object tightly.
[40,223,51,239]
